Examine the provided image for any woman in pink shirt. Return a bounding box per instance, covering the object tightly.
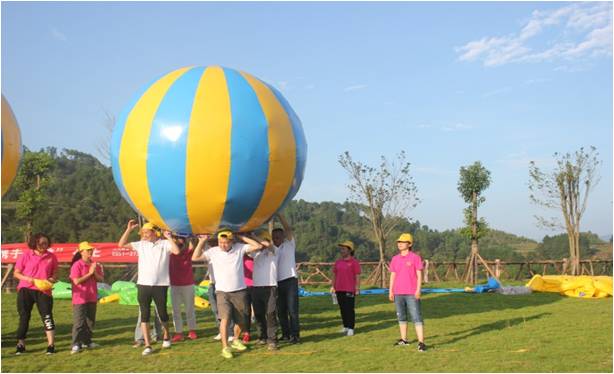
[331,240,361,337]
[170,236,197,342]
[13,233,59,355]
[388,233,426,351]
[69,241,104,354]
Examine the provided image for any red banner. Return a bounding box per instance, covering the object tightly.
[1,243,138,264]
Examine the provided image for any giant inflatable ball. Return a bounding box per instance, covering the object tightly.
[111,66,307,234]
[1,95,22,197]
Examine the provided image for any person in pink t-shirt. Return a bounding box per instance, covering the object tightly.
[331,240,361,337]
[170,235,198,342]
[389,233,426,352]
[69,241,104,354]
[13,233,59,355]
[242,253,255,343]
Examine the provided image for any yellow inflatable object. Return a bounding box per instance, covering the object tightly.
[526,275,613,298]
[199,280,210,287]
[99,293,120,304]
[194,296,209,309]
[1,95,23,197]
[33,279,53,291]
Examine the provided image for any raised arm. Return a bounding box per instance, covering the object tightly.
[162,231,181,255]
[238,234,264,253]
[118,219,139,249]
[192,234,210,262]
[276,213,294,241]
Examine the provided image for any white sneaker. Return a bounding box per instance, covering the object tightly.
[213,333,222,340]
[85,342,100,349]
[228,336,234,342]
[142,346,153,356]
[162,340,171,348]
[346,329,354,336]
[340,327,348,333]
[70,345,81,354]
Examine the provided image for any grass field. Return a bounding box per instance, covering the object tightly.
[1,287,612,372]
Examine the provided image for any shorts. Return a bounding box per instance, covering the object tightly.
[394,295,423,325]
[216,288,250,331]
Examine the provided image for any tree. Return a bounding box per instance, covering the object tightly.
[13,149,55,241]
[458,161,493,284]
[338,151,419,287]
[529,146,601,275]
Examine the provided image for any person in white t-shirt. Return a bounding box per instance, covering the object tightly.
[271,213,300,344]
[250,230,279,350]
[118,220,181,356]
[192,230,263,359]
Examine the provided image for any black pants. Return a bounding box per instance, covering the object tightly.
[137,285,169,323]
[252,286,278,343]
[336,292,356,329]
[16,288,55,340]
[72,302,97,346]
[277,277,299,338]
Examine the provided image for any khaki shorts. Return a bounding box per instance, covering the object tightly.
[216,289,249,330]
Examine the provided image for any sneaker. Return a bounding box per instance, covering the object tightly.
[187,330,197,340]
[346,329,354,336]
[85,342,100,349]
[339,327,348,333]
[257,339,267,345]
[242,332,250,343]
[15,344,26,355]
[162,340,171,348]
[231,340,247,351]
[289,336,300,344]
[70,345,81,354]
[213,333,222,341]
[267,342,278,351]
[394,339,409,346]
[46,345,56,355]
[228,336,234,342]
[418,342,427,352]
[142,346,153,356]
[171,334,183,343]
[133,341,143,348]
[221,347,233,359]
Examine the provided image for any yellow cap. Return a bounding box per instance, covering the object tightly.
[257,230,272,242]
[33,279,53,291]
[78,241,95,251]
[217,230,233,240]
[338,240,355,251]
[397,233,413,243]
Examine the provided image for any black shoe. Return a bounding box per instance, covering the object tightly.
[394,339,409,346]
[289,336,300,344]
[417,342,427,352]
[46,345,55,355]
[15,344,25,355]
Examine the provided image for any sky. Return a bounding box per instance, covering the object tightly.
[1,1,612,241]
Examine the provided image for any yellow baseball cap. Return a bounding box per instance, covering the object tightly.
[257,230,272,242]
[217,230,233,240]
[78,241,95,251]
[397,233,413,243]
[338,240,355,251]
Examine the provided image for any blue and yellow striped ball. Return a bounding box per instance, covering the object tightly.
[2,95,22,197]
[110,66,307,234]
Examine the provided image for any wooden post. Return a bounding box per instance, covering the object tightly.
[424,260,429,283]
[562,258,568,275]
[494,259,501,278]
[1,264,14,292]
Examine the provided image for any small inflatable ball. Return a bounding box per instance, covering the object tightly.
[111,66,307,234]
[1,95,22,197]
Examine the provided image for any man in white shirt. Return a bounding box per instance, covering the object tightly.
[250,231,279,350]
[272,214,300,344]
[192,230,263,359]
[118,220,181,356]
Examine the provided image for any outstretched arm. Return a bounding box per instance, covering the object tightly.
[118,219,139,249]
[276,213,294,241]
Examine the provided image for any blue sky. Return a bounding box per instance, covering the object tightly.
[2,1,612,241]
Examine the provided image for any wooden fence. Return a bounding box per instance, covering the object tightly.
[1,258,612,291]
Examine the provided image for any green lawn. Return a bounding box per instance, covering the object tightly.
[1,288,611,372]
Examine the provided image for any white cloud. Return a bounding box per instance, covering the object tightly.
[441,123,473,132]
[482,86,513,98]
[496,151,557,169]
[456,2,612,67]
[51,27,67,42]
[343,84,368,92]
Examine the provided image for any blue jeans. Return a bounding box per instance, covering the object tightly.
[277,277,300,338]
[394,295,423,325]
